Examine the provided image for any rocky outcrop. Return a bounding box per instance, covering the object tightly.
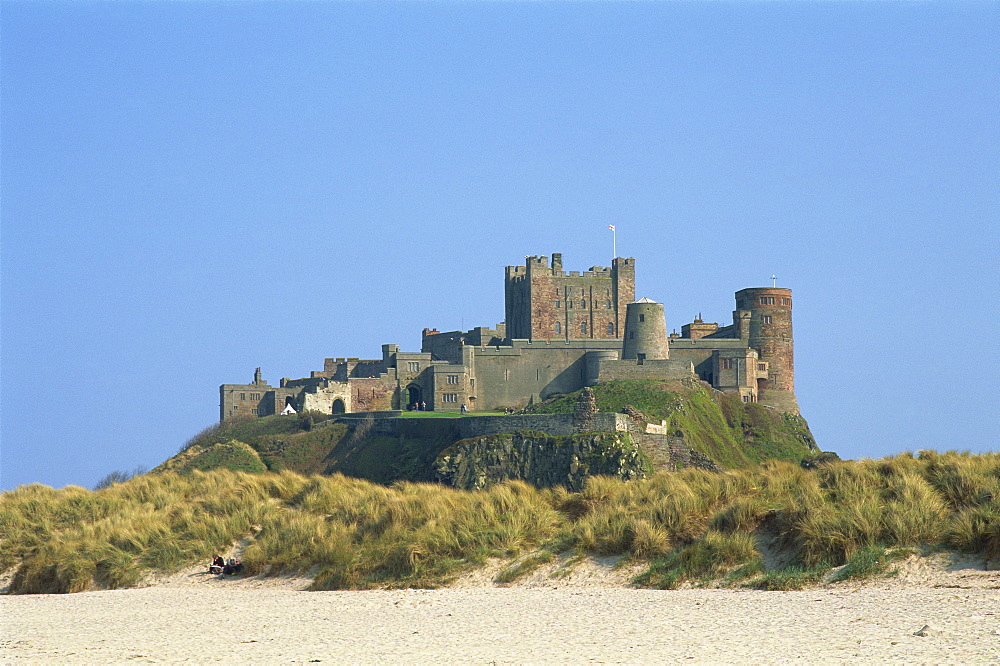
[435,431,650,491]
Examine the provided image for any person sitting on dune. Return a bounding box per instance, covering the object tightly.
[210,555,225,575]
[222,557,243,576]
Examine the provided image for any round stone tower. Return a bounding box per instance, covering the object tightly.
[734,287,795,405]
[621,298,669,360]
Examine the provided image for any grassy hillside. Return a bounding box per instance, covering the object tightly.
[528,381,818,468]
[155,413,459,483]
[3,451,997,594]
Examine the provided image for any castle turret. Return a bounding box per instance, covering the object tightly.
[734,287,797,413]
[621,298,669,361]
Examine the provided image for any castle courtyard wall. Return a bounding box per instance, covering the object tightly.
[471,339,622,409]
[596,359,694,383]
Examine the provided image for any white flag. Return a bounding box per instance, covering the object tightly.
[608,225,615,231]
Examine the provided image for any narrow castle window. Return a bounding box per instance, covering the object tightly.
[447,375,459,384]
[639,314,645,322]
[629,331,635,339]
[554,321,561,334]
[606,322,614,335]
[782,297,790,306]
[722,359,734,369]
[567,301,573,309]
[555,300,561,308]
[580,322,587,334]
[763,315,772,324]
[407,362,420,372]
[580,300,586,308]
[240,393,246,400]
[605,300,612,309]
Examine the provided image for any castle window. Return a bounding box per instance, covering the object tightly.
[567,301,573,308]
[580,321,587,334]
[555,300,561,308]
[580,300,586,308]
[554,322,561,334]
[742,395,750,403]
[251,408,259,415]
[757,363,767,371]
[782,297,790,306]
[442,393,458,403]
[639,314,645,322]
[722,359,734,369]
[447,375,459,384]
[605,300,612,309]
[606,322,614,335]
[629,331,635,339]
[762,315,772,324]
[407,362,420,372]
[760,296,775,305]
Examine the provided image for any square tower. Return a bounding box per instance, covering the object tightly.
[504,253,635,340]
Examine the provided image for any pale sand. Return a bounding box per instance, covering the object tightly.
[2,554,998,664]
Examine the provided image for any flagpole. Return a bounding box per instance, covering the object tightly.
[609,225,616,260]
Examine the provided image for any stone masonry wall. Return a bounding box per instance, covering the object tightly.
[597,359,695,383]
[458,412,630,439]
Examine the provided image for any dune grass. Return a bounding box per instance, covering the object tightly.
[2,450,997,594]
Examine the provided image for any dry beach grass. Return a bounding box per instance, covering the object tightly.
[2,452,998,662]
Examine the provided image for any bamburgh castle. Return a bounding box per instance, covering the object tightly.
[220,253,798,421]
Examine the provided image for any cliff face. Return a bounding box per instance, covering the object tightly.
[435,431,650,491]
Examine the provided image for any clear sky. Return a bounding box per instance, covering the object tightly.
[2,1,997,491]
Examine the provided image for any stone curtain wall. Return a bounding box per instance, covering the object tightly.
[457,413,629,439]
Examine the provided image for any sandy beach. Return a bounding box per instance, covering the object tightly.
[2,555,998,664]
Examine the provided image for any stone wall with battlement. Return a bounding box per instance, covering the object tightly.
[328,411,630,440]
[504,254,634,341]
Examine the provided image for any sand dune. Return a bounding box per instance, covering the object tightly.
[2,554,997,663]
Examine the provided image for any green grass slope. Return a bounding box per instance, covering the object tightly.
[154,413,460,483]
[528,381,818,468]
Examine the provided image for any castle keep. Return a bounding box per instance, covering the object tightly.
[220,253,798,420]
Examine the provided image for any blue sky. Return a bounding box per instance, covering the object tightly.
[2,1,997,491]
